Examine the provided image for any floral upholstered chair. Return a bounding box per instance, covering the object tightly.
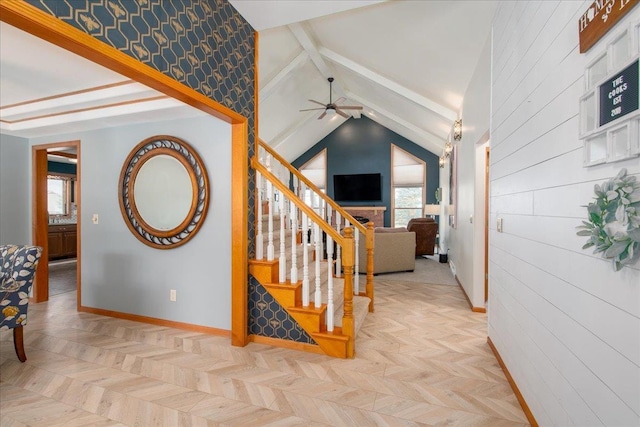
[0,245,43,362]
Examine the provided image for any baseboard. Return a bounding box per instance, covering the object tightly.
[487,337,538,427]
[248,334,324,354]
[78,305,231,337]
[454,275,486,313]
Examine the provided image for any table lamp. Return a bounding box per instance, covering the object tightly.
[424,204,440,219]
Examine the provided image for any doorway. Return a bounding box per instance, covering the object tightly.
[32,140,80,304]
[484,146,489,302]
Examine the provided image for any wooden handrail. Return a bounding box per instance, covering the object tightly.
[258,139,366,234]
[252,161,344,245]
[257,138,375,312]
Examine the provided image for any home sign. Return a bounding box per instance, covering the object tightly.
[579,0,639,53]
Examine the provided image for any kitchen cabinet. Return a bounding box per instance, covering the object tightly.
[48,224,77,260]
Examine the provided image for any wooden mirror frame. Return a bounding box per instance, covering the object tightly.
[119,135,209,249]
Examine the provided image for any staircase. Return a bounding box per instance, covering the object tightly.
[249,140,375,358]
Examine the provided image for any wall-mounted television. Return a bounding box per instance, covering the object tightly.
[333,173,382,202]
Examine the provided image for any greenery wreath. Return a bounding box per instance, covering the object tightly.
[577,168,640,271]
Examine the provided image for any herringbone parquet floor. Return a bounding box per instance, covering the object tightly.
[0,277,528,426]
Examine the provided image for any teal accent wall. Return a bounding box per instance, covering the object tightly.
[292,116,440,227]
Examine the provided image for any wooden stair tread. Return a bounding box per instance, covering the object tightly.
[287,303,326,315]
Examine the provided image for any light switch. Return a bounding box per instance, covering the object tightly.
[92,214,99,224]
[497,217,503,232]
[469,215,473,224]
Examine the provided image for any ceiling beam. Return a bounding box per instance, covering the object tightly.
[259,51,308,103]
[320,47,457,122]
[346,91,445,154]
[287,22,348,99]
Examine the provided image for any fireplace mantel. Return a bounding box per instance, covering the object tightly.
[342,206,386,227]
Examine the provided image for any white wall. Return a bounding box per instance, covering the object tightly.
[30,115,233,330]
[0,133,31,245]
[446,33,492,307]
[489,1,640,425]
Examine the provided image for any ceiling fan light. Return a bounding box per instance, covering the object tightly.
[326,107,336,116]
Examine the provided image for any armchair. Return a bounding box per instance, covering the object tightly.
[407,218,439,256]
[1,245,43,362]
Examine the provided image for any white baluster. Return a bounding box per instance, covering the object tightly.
[302,212,309,307]
[256,171,264,260]
[354,228,360,295]
[314,222,322,308]
[326,234,334,332]
[335,213,342,278]
[279,192,286,283]
[267,180,274,261]
[290,201,298,283]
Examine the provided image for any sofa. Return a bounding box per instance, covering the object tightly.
[407,217,438,256]
[358,227,416,274]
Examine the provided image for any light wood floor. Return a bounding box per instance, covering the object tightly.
[0,278,528,426]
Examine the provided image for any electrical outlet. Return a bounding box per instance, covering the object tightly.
[92,214,99,224]
[170,289,176,302]
[497,217,503,233]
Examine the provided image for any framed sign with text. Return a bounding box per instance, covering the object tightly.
[599,60,639,126]
[579,0,639,53]
[579,19,640,167]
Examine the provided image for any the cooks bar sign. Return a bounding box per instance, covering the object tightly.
[579,0,639,53]
[599,59,639,126]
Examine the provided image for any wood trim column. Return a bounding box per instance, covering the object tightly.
[231,121,249,346]
[31,148,49,302]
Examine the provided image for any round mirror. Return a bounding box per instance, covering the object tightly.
[133,153,194,231]
[119,136,209,249]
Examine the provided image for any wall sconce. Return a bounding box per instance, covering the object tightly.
[439,156,445,168]
[444,141,453,157]
[453,119,462,141]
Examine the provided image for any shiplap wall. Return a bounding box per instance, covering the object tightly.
[489,1,640,426]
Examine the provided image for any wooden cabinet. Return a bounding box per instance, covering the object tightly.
[48,224,77,260]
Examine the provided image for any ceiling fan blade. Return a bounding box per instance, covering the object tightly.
[308,99,326,107]
[336,109,350,119]
[317,111,327,120]
[336,105,363,110]
[334,97,346,105]
[299,107,326,112]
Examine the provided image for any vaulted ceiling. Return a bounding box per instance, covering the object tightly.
[232,0,497,160]
[1,1,497,162]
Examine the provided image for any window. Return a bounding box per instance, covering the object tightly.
[392,145,425,227]
[47,175,72,216]
[394,187,423,227]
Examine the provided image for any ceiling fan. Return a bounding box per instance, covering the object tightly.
[300,77,363,120]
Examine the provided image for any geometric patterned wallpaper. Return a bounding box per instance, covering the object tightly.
[26,0,308,343]
[249,276,316,345]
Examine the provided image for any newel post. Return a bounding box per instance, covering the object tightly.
[341,226,355,358]
[365,221,375,312]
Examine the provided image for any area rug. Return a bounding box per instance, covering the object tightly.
[371,255,457,286]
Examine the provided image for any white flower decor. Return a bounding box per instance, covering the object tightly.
[577,168,640,271]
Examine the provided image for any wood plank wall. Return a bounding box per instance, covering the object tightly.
[488,1,640,426]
